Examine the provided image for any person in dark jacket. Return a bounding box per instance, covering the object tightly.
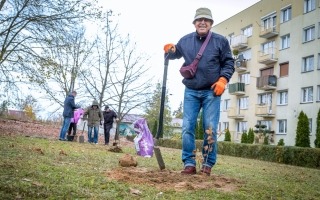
[163,8,235,175]
[59,91,80,141]
[83,100,102,144]
[102,105,118,145]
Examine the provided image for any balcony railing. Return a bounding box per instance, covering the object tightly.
[235,60,247,72]
[255,104,275,118]
[227,107,245,119]
[231,34,248,49]
[256,75,277,90]
[259,24,279,39]
[229,82,245,95]
[258,47,278,64]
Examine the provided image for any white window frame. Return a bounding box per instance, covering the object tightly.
[239,73,250,85]
[227,33,234,46]
[223,99,230,111]
[257,120,272,131]
[281,6,292,23]
[317,85,320,101]
[303,26,315,42]
[318,53,320,70]
[239,97,249,109]
[277,90,288,105]
[302,55,314,72]
[304,0,316,13]
[261,13,277,32]
[237,121,247,133]
[258,93,272,105]
[301,86,313,103]
[242,48,252,60]
[308,118,312,134]
[281,34,290,49]
[262,41,275,55]
[241,25,253,37]
[278,119,287,134]
[223,122,229,131]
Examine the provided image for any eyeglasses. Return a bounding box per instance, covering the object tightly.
[195,18,212,23]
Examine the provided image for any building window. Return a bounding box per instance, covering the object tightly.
[308,118,312,134]
[317,85,320,101]
[278,90,288,105]
[281,6,291,23]
[278,119,287,134]
[223,122,229,131]
[237,121,247,133]
[304,0,316,13]
[242,48,252,60]
[257,120,272,130]
[239,73,250,84]
[261,14,277,32]
[281,34,290,49]
[239,97,249,109]
[242,25,252,37]
[280,62,289,77]
[302,55,314,72]
[223,99,230,111]
[303,26,315,42]
[301,86,313,103]
[227,33,234,46]
[261,40,275,55]
[318,53,320,70]
[258,93,272,105]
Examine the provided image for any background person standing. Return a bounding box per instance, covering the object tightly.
[163,7,235,175]
[102,105,118,145]
[83,100,102,144]
[58,91,80,141]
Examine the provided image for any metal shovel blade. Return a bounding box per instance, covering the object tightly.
[154,145,165,170]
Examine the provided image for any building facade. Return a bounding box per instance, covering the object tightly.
[214,0,320,146]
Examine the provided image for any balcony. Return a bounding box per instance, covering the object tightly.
[235,60,247,73]
[227,107,245,119]
[256,75,277,90]
[258,47,278,65]
[231,34,248,49]
[229,82,245,95]
[255,104,275,118]
[259,24,279,39]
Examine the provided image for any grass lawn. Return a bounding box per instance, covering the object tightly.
[1,135,320,200]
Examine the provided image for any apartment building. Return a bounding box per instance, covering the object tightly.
[214,0,320,146]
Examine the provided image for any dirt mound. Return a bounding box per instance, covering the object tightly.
[106,167,243,192]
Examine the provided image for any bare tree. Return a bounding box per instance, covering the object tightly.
[0,0,101,103]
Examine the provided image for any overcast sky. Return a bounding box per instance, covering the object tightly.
[97,0,260,113]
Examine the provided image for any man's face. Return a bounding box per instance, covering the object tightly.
[194,18,213,36]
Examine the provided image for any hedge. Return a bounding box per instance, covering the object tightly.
[156,139,320,169]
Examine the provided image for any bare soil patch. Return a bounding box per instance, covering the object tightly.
[106,167,242,192]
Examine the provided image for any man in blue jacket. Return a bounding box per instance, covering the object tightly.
[164,7,235,175]
[58,91,80,141]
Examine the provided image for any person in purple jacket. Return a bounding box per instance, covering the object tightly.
[67,108,84,136]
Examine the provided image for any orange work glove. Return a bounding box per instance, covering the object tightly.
[164,43,176,53]
[211,77,228,96]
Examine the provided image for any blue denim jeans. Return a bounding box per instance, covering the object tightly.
[182,87,220,168]
[88,126,99,143]
[59,117,71,140]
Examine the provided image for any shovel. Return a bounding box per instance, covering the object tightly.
[153,53,171,170]
[79,121,86,143]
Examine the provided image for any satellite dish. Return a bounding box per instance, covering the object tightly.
[268,75,277,86]
[238,54,244,61]
[236,60,242,67]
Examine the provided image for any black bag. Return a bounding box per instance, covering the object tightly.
[179,31,212,79]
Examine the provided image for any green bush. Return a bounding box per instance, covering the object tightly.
[315,109,320,148]
[295,111,310,147]
[247,128,255,144]
[224,129,231,142]
[157,139,320,169]
[241,131,248,143]
[277,139,285,146]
